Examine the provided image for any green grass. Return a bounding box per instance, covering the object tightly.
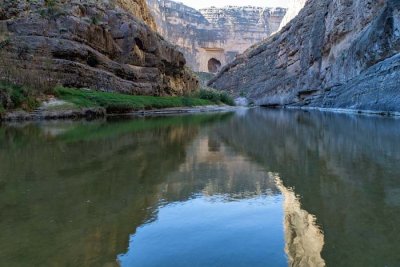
[55,87,214,112]
[0,82,234,116]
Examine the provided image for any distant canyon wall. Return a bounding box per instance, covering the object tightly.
[210,0,400,113]
[147,0,287,73]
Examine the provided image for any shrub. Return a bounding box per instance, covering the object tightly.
[197,88,235,106]
[219,91,235,106]
[91,16,100,25]
[0,38,10,50]
[198,89,220,103]
[0,81,40,111]
[44,0,56,7]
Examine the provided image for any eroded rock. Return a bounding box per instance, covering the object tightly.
[0,0,198,96]
[209,0,400,113]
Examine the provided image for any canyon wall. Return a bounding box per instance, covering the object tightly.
[209,0,400,113]
[147,0,286,73]
[0,0,198,96]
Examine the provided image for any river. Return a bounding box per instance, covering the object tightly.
[0,109,399,266]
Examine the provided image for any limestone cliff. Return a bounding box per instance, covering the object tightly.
[147,0,286,73]
[210,0,400,113]
[278,0,308,30]
[0,0,198,96]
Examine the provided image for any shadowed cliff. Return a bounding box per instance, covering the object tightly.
[210,0,400,113]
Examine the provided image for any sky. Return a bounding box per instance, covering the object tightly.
[172,0,290,9]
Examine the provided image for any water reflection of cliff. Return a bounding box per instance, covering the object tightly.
[0,114,232,267]
[0,112,282,267]
[2,109,400,266]
[216,108,400,266]
[274,174,325,267]
[160,129,280,203]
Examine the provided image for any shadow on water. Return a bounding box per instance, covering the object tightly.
[1,109,400,266]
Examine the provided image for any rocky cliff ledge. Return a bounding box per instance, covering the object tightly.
[147,0,286,73]
[0,0,198,96]
[209,0,400,113]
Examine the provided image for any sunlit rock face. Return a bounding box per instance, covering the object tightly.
[209,0,400,113]
[0,0,198,96]
[147,0,286,72]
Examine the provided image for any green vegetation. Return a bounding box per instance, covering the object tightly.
[196,88,235,106]
[0,38,10,50]
[194,72,235,106]
[0,81,40,112]
[55,87,214,112]
[91,15,101,25]
[58,113,233,143]
[38,0,66,18]
[0,82,234,116]
[44,0,56,7]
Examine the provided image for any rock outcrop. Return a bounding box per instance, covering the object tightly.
[209,0,400,113]
[0,0,198,96]
[147,0,287,73]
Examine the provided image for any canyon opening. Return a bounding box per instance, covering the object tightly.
[208,58,222,73]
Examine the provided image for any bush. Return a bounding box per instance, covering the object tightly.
[198,89,220,103]
[219,91,235,106]
[44,0,56,7]
[0,81,40,111]
[197,88,235,106]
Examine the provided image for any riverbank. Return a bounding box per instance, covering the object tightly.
[276,105,400,118]
[0,84,236,122]
[1,104,237,122]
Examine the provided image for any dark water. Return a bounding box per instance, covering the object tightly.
[0,109,400,267]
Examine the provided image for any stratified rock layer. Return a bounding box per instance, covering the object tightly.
[0,0,198,96]
[147,0,286,72]
[210,0,400,113]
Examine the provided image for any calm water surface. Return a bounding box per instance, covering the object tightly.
[0,109,400,266]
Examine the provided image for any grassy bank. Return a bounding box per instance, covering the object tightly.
[55,87,216,112]
[1,81,235,118]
